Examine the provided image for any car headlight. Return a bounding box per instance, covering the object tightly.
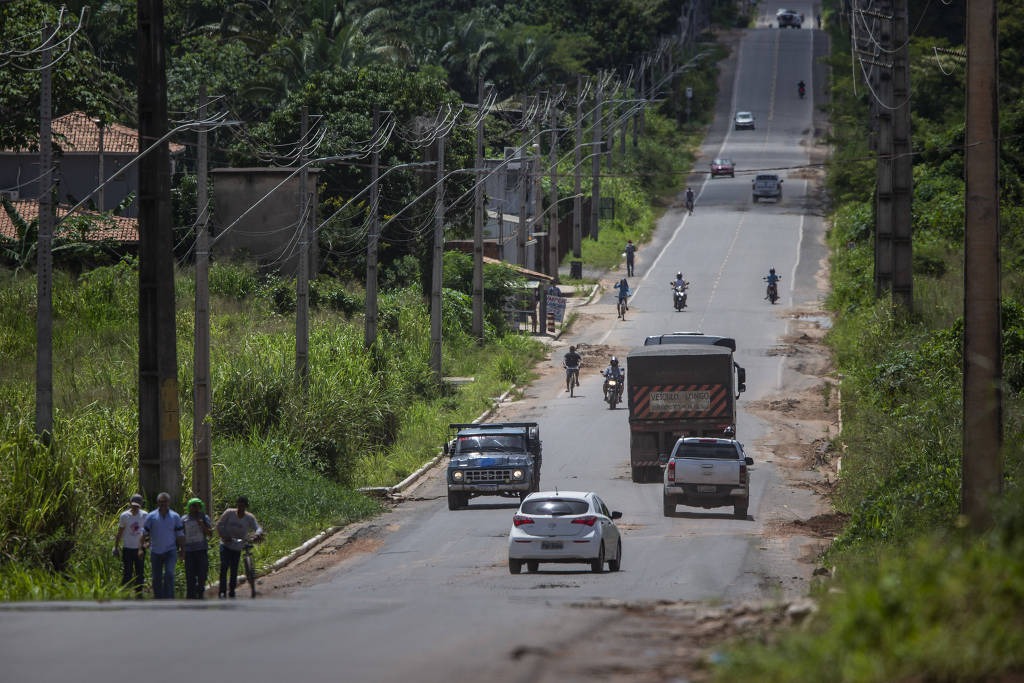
[452,470,464,482]
[511,469,524,480]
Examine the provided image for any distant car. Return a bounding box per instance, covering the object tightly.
[776,9,803,28]
[752,173,783,202]
[710,157,735,178]
[507,491,622,574]
[734,111,755,130]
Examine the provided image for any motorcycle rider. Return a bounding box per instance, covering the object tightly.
[563,345,582,388]
[764,267,781,300]
[798,80,806,98]
[684,187,695,214]
[602,357,624,401]
[670,272,688,309]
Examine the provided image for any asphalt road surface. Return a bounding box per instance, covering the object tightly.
[0,14,831,683]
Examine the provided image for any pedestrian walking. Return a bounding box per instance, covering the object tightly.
[625,240,636,276]
[113,493,147,597]
[216,496,264,599]
[142,492,184,599]
[181,498,213,599]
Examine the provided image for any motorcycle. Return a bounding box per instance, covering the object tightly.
[764,278,779,304]
[672,281,689,311]
[603,376,623,409]
[798,83,806,99]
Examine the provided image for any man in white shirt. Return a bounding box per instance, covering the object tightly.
[113,494,147,597]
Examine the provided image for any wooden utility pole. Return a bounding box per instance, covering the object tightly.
[137,0,181,503]
[430,134,445,381]
[547,104,559,281]
[193,86,212,510]
[590,75,603,241]
[365,108,381,347]
[297,106,311,374]
[472,78,485,342]
[35,24,54,440]
[962,0,1002,530]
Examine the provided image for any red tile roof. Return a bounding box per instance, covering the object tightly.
[3,111,185,155]
[0,199,139,243]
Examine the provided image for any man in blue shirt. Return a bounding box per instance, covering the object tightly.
[142,492,185,599]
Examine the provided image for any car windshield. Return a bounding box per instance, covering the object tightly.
[456,434,525,453]
[674,442,741,459]
[521,498,590,516]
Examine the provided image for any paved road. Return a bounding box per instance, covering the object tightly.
[0,15,829,683]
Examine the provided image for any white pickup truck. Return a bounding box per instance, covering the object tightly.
[662,437,753,519]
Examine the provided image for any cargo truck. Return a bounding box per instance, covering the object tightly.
[625,338,746,482]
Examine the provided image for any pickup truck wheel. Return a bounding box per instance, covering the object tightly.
[607,540,622,572]
[508,559,523,574]
[526,560,539,573]
[590,544,605,573]
[447,491,465,510]
[662,495,675,517]
[734,500,749,519]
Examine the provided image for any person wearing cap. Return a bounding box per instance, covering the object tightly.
[216,496,264,598]
[142,492,185,599]
[181,497,213,599]
[113,494,147,597]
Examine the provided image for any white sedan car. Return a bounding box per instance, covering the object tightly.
[507,490,622,574]
[734,111,755,130]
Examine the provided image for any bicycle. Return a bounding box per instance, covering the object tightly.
[617,295,628,320]
[231,536,258,598]
[564,364,580,396]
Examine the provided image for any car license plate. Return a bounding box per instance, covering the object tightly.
[475,484,497,491]
[541,541,563,550]
[697,485,717,494]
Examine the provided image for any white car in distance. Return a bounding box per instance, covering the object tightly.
[734,111,755,130]
[507,491,623,574]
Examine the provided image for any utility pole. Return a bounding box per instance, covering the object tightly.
[472,78,485,342]
[430,134,445,382]
[516,107,528,267]
[547,103,559,281]
[35,24,54,440]
[97,118,105,211]
[137,0,181,503]
[192,85,212,510]
[532,94,544,270]
[590,74,603,241]
[573,76,583,259]
[962,0,1002,530]
[365,108,382,347]
[297,106,311,375]
[890,0,913,310]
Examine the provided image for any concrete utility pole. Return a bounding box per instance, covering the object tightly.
[573,77,583,259]
[193,85,212,510]
[97,118,105,211]
[590,74,603,241]
[532,94,544,270]
[547,104,559,281]
[472,78,485,342]
[297,106,311,375]
[962,0,1002,530]
[368,109,385,350]
[516,107,529,267]
[35,24,54,440]
[430,134,445,382]
[137,0,181,504]
[890,0,913,310]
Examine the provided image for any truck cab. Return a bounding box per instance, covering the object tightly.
[444,423,541,510]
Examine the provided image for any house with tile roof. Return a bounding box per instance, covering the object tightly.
[0,111,184,218]
[0,199,139,244]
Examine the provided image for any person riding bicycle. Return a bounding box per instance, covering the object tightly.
[216,496,263,599]
[764,267,781,299]
[602,357,624,400]
[614,277,630,311]
[684,187,695,213]
[563,345,582,388]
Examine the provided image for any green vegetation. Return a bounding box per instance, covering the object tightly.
[714,2,1024,680]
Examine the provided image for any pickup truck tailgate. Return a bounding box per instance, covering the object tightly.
[673,459,738,486]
